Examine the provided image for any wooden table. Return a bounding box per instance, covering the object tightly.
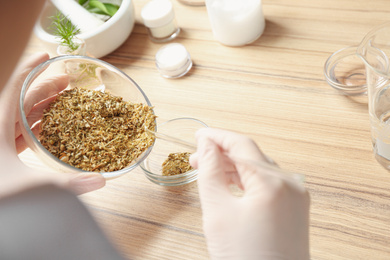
[19,0,390,259]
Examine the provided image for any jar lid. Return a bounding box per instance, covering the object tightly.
[155,43,192,78]
[324,46,367,95]
[141,0,175,28]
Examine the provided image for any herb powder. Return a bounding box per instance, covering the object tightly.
[162,152,193,176]
[40,88,156,172]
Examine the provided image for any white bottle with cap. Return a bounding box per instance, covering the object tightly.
[155,43,192,78]
[141,0,180,42]
[205,0,265,46]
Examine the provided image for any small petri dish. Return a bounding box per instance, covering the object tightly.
[140,118,208,186]
[324,46,367,95]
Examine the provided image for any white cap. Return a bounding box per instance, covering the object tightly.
[155,43,192,78]
[141,0,175,28]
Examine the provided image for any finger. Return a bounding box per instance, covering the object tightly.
[225,171,244,190]
[15,75,68,139]
[192,135,248,189]
[191,151,236,171]
[68,172,106,195]
[9,52,50,108]
[195,128,277,192]
[30,169,107,195]
[191,151,243,189]
[197,136,232,199]
[0,169,106,198]
[0,52,49,151]
[15,95,56,140]
[22,96,57,133]
[189,152,199,168]
[22,74,68,115]
[195,128,268,163]
[15,123,41,154]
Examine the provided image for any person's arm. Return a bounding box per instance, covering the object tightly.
[0,51,118,259]
[0,2,125,259]
[0,0,105,196]
[0,184,126,260]
[0,0,46,91]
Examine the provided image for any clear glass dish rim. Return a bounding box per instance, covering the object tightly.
[140,117,207,182]
[323,46,367,95]
[19,55,155,179]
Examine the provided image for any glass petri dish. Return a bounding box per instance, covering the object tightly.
[324,46,367,95]
[140,117,208,186]
[19,55,155,180]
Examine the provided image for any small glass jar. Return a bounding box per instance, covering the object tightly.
[155,43,192,78]
[141,0,180,43]
[140,118,208,186]
[323,46,367,95]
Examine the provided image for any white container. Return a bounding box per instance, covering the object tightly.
[155,43,192,78]
[205,0,265,46]
[34,0,135,58]
[141,0,180,42]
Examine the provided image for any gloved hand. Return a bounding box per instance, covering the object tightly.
[0,52,106,198]
[190,128,310,260]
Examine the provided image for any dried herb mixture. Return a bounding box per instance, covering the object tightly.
[40,88,156,172]
[162,152,193,176]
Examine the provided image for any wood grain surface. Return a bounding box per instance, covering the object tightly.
[19,0,390,259]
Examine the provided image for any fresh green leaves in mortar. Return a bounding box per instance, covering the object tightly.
[49,12,80,51]
[79,0,120,17]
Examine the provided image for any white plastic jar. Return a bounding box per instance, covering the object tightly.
[141,0,180,42]
[155,43,192,78]
[205,0,265,46]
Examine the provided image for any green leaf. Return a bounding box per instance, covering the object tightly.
[102,3,120,16]
[78,0,88,5]
[85,7,105,14]
[88,1,119,17]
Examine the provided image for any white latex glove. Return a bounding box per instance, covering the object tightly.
[190,128,310,260]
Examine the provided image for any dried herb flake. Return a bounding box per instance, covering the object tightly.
[162,152,193,176]
[40,88,156,172]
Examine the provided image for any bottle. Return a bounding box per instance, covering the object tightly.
[155,43,192,78]
[205,0,265,46]
[141,0,180,43]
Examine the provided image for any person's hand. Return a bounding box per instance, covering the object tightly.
[0,52,106,198]
[190,128,310,260]
[15,56,70,154]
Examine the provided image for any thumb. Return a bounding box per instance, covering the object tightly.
[0,52,49,152]
[197,137,231,200]
[68,172,106,195]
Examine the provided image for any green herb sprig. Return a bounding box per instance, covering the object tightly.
[49,12,81,52]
